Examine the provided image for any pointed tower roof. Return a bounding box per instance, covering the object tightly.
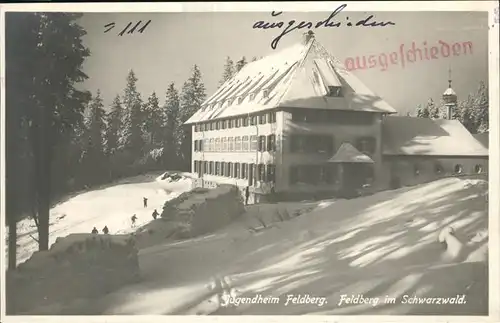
[328,142,374,163]
[443,67,457,98]
[185,34,397,124]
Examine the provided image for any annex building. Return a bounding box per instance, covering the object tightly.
[184,31,488,203]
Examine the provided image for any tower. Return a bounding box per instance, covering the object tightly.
[442,67,458,120]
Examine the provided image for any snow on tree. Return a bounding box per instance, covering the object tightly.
[105,94,123,154]
[472,81,488,133]
[219,56,235,87]
[162,82,181,167]
[179,65,206,168]
[121,70,144,153]
[235,56,247,72]
[142,91,163,148]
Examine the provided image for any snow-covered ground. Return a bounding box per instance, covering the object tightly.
[8,172,193,266]
[60,176,488,315]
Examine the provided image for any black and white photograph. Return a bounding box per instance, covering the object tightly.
[1,1,498,319]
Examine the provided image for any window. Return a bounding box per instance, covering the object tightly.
[475,164,483,174]
[209,139,215,152]
[290,135,306,153]
[222,137,228,152]
[267,134,276,152]
[228,162,233,177]
[250,116,257,126]
[267,164,276,183]
[211,122,216,130]
[234,162,240,178]
[249,136,257,151]
[221,162,226,176]
[243,117,249,127]
[228,137,234,151]
[237,97,244,104]
[290,165,333,185]
[215,138,221,152]
[194,161,198,173]
[249,93,256,101]
[263,89,270,98]
[194,124,199,132]
[199,140,204,151]
[209,161,214,175]
[222,120,227,130]
[242,163,248,179]
[259,114,267,124]
[454,164,463,174]
[258,136,266,152]
[235,136,242,151]
[414,164,421,176]
[356,137,376,156]
[216,121,221,130]
[328,86,343,97]
[236,118,242,128]
[193,140,198,152]
[204,161,208,174]
[242,136,249,151]
[434,162,443,174]
[216,162,221,176]
[291,108,373,125]
[258,164,266,182]
[268,111,276,123]
[229,119,234,129]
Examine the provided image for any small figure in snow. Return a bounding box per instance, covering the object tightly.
[91,227,98,234]
[102,225,109,234]
[152,209,159,220]
[143,197,148,208]
[245,186,250,206]
[131,214,138,227]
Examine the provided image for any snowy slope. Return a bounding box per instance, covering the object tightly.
[72,176,488,315]
[9,172,193,266]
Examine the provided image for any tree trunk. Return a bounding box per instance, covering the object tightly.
[8,219,17,270]
[34,104,51,251]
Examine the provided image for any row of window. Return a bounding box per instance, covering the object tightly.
[193,160,276,183]
[194,135,276,153]
[413,162,484,176]
[290,135,376,156]
[194,111,277,132]
[291,108,375,126]
[289,164,374,185]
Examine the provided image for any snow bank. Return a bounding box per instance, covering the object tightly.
[133,185,244,249]
[6,233,139,315]
[161,185,245,238]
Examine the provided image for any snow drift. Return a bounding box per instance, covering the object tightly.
[6,233,139,315]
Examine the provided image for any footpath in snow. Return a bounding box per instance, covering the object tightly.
[8,171,193,266]
[70,176,488,316]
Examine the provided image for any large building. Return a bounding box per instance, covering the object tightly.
[184,31,488,203]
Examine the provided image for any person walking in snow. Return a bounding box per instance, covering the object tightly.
[245,186,250,206]
[152,209,159,220]
[143,197,148,208]
[102,225,109,234]
[91,227,98,234]
[131,214,138,227]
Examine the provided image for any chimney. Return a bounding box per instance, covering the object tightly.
[302,30,315,44]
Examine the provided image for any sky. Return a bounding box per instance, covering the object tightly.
[78,10,489,115]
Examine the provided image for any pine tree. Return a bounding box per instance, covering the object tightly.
[163,82,181,168]
[179,65,206,169]
[81,90,107,184]
[427,98,440,119]
[458,95,476,133]
[143,91,163,148]
[219,56,235,86]
[415,104,430,118]
[105,95,123,154]
[235,56,248,72]
[251,56,258,62]
[121,70,144,153]
[472,81,488,133]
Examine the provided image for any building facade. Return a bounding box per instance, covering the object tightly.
[185,32,488,203]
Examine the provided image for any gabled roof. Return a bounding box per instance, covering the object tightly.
[382,116,488,157]
[473,132,489,149]
[328,142,374,163]
[185,35,397,125]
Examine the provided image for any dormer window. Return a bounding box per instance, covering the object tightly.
[228,98,235,106]
[328,86,343,97]
[237,97,244,104]
[249,93,256,101]
[263,89,270,98]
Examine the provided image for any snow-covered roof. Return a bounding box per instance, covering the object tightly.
[185,36,397,125]
[328,142,374,163]
[382,116,488,157]
[473,132,489,149]
[443,87,457,96]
